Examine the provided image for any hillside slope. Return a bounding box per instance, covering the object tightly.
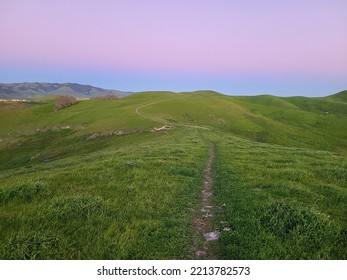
[137,90,347,154]
[0,90,346,259]
[0,90,346,154]
[327,90,347,103]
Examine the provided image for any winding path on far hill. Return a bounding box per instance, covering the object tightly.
[135,99,212,130]
[135,100,168,124]
[135,98,219,259]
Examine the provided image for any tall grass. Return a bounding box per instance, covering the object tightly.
[0,129,208,259]
[207,131,346,259]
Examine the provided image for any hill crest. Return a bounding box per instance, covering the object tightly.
[328,90,347,103]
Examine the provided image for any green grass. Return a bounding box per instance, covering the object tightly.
[206,130,346,259]
[139,91,347,154]
[0,128,208,259]
[0,90,346,259]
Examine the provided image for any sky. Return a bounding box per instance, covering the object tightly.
[0,0,346,96]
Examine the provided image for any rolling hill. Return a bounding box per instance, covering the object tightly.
[0,82,131,99]
[328,90,347,103]
[0,89,346,260]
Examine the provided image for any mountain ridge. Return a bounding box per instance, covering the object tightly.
[0,82,131,99]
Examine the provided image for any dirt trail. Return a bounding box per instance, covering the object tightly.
[135,100,212,130]
[194,142,218,259]
[135,99,219,258]
[135,100,168,124]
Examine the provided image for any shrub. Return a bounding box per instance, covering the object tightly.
[54,95,78,111]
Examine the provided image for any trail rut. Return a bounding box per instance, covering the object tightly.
[194,142,218,259]
[134,99,219,258]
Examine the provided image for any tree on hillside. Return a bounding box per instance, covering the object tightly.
[54,95,78,111]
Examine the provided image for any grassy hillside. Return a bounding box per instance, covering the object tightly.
[0,91,346,259]
[208,130,346,259]
[140,91,347,154]
[0,128,207,259]
[328,90,347,103]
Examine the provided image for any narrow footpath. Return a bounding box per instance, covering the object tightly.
[134,99,219,258]
[194,142,219,259]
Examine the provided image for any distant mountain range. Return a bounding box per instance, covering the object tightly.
[0,82,131,99]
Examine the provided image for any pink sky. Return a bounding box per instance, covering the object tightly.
[0,0,346,95]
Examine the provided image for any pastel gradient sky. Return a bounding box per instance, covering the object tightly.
[1,0,346,96]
